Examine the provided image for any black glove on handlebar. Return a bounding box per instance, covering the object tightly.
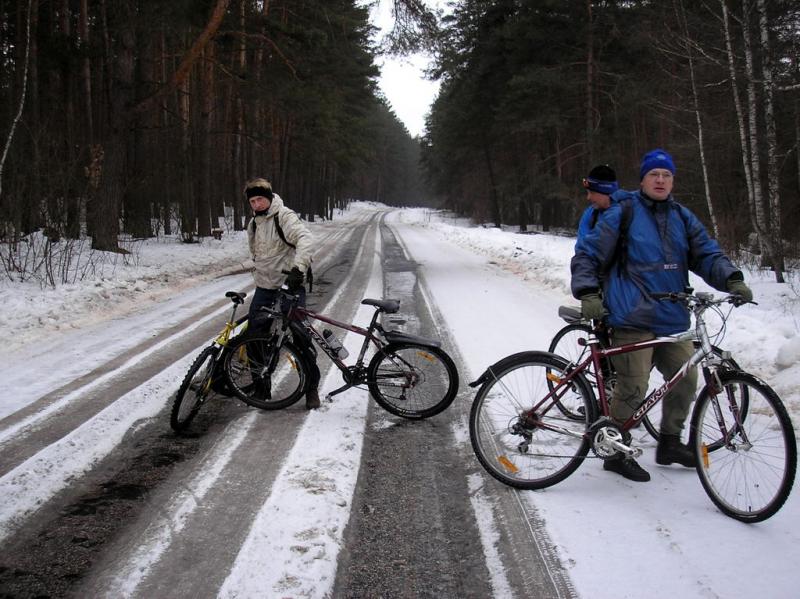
[726,279,753,306]
[285,267,304,292]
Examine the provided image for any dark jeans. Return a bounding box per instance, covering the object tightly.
[248,286,320,391]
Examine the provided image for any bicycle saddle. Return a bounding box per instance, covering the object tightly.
[558,305,582,323]
[226,291,247,304]
[361,298,400,314]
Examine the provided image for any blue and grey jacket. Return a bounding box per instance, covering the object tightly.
[570,190,740,335]
[575,189,625,250]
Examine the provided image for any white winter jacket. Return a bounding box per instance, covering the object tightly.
[246,194,314,289]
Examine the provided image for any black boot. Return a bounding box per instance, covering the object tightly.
[305,389,321,410]
[656,434,696,467]
[603,456,650,482]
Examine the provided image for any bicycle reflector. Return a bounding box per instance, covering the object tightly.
[701,444,710,469]
[498,455,519,474]
[417,351,436,362]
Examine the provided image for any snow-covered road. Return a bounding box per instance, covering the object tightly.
[0,202,797,598]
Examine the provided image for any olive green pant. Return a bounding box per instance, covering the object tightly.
[609,328,697,436]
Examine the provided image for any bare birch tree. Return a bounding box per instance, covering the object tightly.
[740,0,778,272]
[675,0,719,238]
[0,0,33,203]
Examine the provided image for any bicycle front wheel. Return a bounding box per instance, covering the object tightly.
[171,345,218,431]
[224,335,307,410]
[367,343,459,419]
[470,352,597,490]
[690,371,796,523]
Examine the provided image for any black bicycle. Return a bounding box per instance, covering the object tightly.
[222,287,459,419]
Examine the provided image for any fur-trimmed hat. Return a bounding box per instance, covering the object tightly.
[244,178,274,200]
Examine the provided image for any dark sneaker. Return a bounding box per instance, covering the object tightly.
[603,456,651,482]
[656,434,696,468]
[305,389,321,410]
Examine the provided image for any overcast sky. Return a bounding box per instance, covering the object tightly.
[369,1,445,138]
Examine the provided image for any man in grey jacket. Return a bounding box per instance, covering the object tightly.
[245,178,319,409]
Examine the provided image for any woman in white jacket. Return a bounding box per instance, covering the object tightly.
[244,178,319,409]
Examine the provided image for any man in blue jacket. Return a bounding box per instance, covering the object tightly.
[576,164,619,241]
[570,149,752,482]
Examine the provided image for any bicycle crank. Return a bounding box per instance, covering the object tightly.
[589,418,641,459]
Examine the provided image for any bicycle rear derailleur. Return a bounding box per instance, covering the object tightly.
[589,417,641,460]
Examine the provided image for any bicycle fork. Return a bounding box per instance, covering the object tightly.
[700,378,752,467]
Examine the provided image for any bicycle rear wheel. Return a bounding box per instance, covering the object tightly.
[470,352,597,489]
[548,323,593,368]
[367,343,459,419]
[224,335,307,410]
[171,346,217,431]
[690,371,796,523]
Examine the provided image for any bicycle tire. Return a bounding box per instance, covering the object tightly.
[548,323,593,365]
[367,342,458,419]
[469,351,597,490]
[171,345,218,432]
[690,370,796,523]
[224,334,308,410]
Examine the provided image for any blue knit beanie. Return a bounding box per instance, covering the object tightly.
[639,149,676,180]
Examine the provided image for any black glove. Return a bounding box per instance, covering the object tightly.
[726,279,753,306]
[580,292,606,321]
[285,267,304,292]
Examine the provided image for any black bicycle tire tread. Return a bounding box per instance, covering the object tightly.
[171,346,217,432]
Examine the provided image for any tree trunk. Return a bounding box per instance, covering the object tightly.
[740,0,775,267]
[0,0,33,203]
[91,0,135,252]
[482,143,502,227]
[756,0,785,281]
[132,0,230,116]
[676,0,718,238]
[197,42,215,237]
[585,0,594,166]
[721,0,756,230]
[178,66,194,241]
[79,0,93,143]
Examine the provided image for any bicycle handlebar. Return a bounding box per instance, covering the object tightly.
[651,291,756,308]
